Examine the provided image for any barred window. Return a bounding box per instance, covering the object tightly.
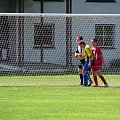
[86,0,116,2]
[34,23,55,49]
[95,24,115,48]
[33,0,65,2]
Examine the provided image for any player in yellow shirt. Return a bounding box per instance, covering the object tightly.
[79,41,94,86]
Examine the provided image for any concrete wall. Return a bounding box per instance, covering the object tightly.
[14,15,120,67]
[16,0,66,13]
[18,16,66,66]
[22,0,120,14]
[0,0,120,67]
[73,0,120,14]
[71,16,120,67]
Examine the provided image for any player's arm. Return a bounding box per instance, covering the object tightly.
[97,47,105,67]
[75,47,85,59]
[88,55,92,67]
[78,53,85,59]
[75,47,79,58]
[102,54,105,67]
[85,47,92,67]
[75,53,85,59]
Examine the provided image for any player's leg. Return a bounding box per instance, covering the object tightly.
[97,72,109,87]
[93,71,98,87]
[78,65,83,85]
[78,59,85,85]
[83,71,88,86]
[91,66,99,87]
[82,61,89,86]
[87,60,94,86]
[87,72,93,86]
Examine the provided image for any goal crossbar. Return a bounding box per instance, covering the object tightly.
[0,13,120,17]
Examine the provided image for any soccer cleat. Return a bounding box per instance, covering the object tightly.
[83,84,88,87]
[104,84,109,87]
[79,83,83,86]
[93,85,98,87]
[88,81,93,86]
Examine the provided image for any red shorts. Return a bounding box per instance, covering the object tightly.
[91,66,102,72]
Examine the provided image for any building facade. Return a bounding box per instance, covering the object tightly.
[0,0,120,71]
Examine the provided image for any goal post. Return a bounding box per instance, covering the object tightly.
[0,13,119,78]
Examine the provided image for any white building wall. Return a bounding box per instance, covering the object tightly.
[43,17,66,65]
[20,15,120,67]
[15,0,120,67]
[16,0,66,13]
[71,16,120,67]
[15,0,66,65]
[73,0,120,14]
[23,16,66,65]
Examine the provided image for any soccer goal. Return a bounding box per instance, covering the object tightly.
[0,13,119,78]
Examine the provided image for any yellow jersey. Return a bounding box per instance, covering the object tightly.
[84,45,94,61]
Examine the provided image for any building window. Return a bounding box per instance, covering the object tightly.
[33,0,65,2]
[86,0,116,2]
[95,24,115,48]
[34,23,55,49]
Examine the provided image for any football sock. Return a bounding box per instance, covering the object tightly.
[80,74,83,85]
[99,75,107,84]
[86,72,92,82]
[83,74,88,86]
[93,75,98,86]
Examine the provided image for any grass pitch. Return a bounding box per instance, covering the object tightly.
[0,75,120,120]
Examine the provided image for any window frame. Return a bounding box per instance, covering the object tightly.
[34,23,55,49]
[86,0,116,2]
[95,24,115,49]
[33,0,65,2]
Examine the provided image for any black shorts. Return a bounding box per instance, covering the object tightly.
[78,59,85,69]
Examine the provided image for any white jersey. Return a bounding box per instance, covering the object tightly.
[77,46,84,54]
[75,46,84,60]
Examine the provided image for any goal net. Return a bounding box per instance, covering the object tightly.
[0,13,119,85]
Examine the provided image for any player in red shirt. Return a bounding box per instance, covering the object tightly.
[91,39,109,87]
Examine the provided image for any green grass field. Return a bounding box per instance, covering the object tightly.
[0,75,120,120]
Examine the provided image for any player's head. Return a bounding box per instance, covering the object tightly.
[76,36,83,45]
[79,40,86,48]
[91,38,97,47]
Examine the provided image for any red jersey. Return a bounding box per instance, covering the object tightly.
[91,46,103,67]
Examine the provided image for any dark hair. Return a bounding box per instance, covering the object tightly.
[92,38,97,43]
[79,40,86,45]
[78,36,83,41]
